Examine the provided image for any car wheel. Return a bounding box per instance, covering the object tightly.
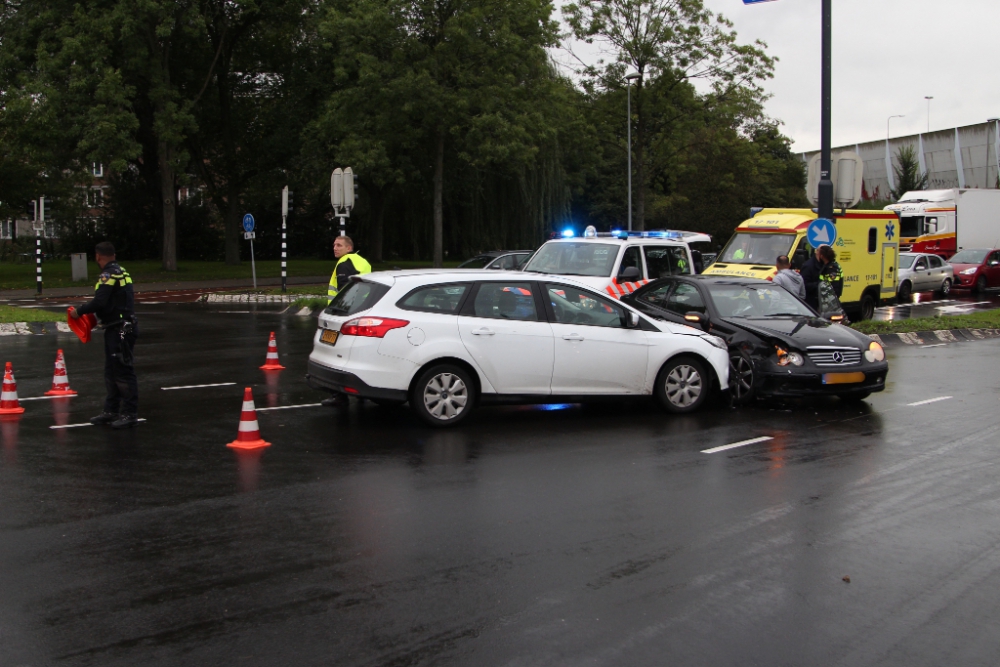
[838,391,871,402]
[975,275,988,293]
[411,364,476,427]
[656,356,710,414]
[938,278,952,296]
[859,293,876,321]
[729,352,755,405]
[896,280,911,302]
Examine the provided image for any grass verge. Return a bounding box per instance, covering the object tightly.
[0,305,64,323]
[851,308,1000,335]
[0,259,459,290]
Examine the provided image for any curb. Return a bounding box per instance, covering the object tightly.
[202,293,325,304]
[0,321,72,336]
[867,328,1000,347]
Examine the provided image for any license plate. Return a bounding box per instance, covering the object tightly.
[320,329,339,346]
[822,372,866,385]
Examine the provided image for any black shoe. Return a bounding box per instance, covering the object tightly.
[321,395,348,407]
[90,412,118,425]
[111,414,139,429]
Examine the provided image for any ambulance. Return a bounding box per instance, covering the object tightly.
[702,208,900,320]
[520,227,712,298]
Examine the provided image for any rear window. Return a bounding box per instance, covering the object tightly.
[398,283,469,314]
[324,280,390,316]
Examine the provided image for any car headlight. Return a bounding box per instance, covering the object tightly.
[960,267,978,275]
[775,345,804,366]
[703,335,727,351]
[864,341,885,362]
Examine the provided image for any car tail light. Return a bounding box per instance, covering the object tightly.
[340,317,409,338]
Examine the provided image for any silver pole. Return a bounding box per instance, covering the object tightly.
[250,238,257,289]
[627,84,633,232]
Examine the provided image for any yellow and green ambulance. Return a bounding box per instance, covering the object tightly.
[703,208,900,319]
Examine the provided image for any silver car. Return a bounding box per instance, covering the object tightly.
[897,252,953,301]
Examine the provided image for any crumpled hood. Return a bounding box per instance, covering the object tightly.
[726,316,868,349]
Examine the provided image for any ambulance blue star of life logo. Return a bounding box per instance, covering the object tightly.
[885,222,895,240]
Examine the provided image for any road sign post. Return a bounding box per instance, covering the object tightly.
[330,167,355,239]
[281,186,289,293]
[243,213,257,289]
[34,196,45,295]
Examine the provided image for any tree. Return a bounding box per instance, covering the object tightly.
[890,144,928,200]
[564,0,774,229]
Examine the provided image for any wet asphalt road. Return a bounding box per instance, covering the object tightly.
[1,303,999,666]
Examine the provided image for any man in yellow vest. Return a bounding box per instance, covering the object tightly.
[327,235,372,304]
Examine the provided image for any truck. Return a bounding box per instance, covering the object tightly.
[702,208,900,320]
[884,189,1000,257]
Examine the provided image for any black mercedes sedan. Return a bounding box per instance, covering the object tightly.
[621,276,888,403]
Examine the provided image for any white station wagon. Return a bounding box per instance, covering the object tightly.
[306,270,730,426]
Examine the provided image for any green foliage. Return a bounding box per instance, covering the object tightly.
[0,305,64,323]
[890,144,929,200]
[850,309,1000,335]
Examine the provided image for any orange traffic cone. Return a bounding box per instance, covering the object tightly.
[226,387,271,450]
[0,362,26,416]
[44,349,78,396]
[259,331,285,370]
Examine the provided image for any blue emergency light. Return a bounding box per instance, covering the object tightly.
[561,228,575,238]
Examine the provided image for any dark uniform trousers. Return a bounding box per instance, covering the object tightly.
[104,323,138,415]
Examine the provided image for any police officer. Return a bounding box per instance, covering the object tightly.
[323,235,371,407]
[69,242,139,429]
[327,235,372,304]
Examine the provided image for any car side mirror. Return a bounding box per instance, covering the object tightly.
[628,311,640,328]
[684,311,709,330]
[691,250,704,274]
[488,263,503,270]
[620,266,641,282]
[990,260,999,267]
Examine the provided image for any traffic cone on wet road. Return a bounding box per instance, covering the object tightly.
[0,363,26,416]
[226,387,271,450]
[259,331,285,370]
[44,349,78,396]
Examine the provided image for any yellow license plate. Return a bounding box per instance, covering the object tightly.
[320,329,339,345]
[822,372,866,385]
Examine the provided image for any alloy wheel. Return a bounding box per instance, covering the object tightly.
[423,372,469,420]
[729,355,754,402]
[665,364,703,408]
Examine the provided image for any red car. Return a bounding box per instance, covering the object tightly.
[949,248,1000,292]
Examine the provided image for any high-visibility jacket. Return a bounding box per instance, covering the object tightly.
[77,261,135,325]
[328,253,372,303]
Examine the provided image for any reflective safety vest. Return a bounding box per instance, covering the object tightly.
[328,253,372,302]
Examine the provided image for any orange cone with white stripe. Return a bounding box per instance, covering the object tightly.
[0,362,26,416]
[226,387,271,450]
[259,331,285,370]
[44,349,77,396]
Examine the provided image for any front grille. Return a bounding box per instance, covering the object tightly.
[807,347,862,366]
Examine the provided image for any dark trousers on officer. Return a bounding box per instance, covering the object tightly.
[104,326,138,415]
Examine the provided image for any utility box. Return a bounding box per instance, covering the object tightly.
[71,253,88,282]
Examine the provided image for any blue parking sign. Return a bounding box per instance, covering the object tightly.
[242,214,255,233]
[807,218,837,248]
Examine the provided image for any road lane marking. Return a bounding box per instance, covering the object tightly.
[161,382,237,390]
[50,419,147,430]
[919,343,946,348]
[907,396,952,407]
[19,395,75,402]
[702,436,773,454]
[257,403,323,412]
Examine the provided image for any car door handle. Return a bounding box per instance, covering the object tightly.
[471,328,495,336]
[562,334,585,341]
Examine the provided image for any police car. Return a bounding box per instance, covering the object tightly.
[519,226,711,299]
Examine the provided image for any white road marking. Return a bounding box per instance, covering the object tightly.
[19,395,75,402]
[50,418,147,430]
[919,343,947,348]
[218,310,252,314]
[256,403,323,412]
[161,382,237,391]
[702,436,773,454]
[907,396,953,407]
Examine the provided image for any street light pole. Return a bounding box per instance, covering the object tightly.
[887,114,905,142]
[924,96,933,132]
[625,73,640,231]
[817,0,834,221]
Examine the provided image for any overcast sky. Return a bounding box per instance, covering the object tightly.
[557,0,1000,152]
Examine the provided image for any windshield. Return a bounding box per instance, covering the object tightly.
[900,217,922,238]
[458,255,493,269]
[898,255,916,269]
[706,284,815,319]
[324,280,390,316]
[522,242,618,277]
[719,233,796,265]
[950,249,989,264]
